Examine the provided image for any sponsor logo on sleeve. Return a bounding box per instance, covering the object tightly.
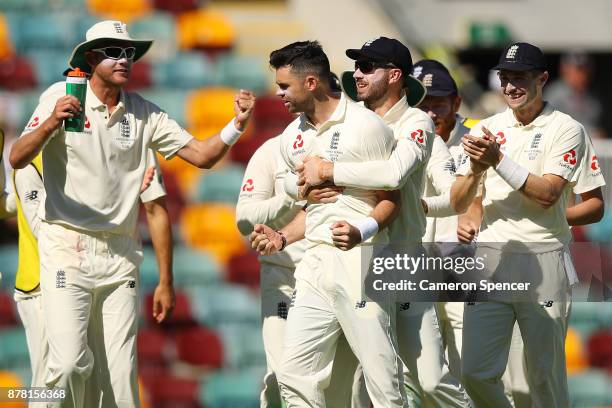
[410,129,425,144]
[293,134,304,150]
[563,149,577,166]
[590,155,602,177]
[241,179,254,192]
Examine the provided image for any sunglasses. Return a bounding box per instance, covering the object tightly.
[92,46,136,60]
[354,60,397,74]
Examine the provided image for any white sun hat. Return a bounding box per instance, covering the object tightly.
[68,20,153,73]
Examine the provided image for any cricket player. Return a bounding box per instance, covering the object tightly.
[411,59,480,381]
[9,20,255,407]
[458,133,605,408]
[252,40,407,407]
[235,135,307,407]
[297,39,470,407]
[451,42,591,407]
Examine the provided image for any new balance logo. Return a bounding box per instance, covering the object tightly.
[399,302,411,311]
[125,280,136,289]
[25,190,39,202]
[330,131,340,150]
[506,45,519,59]
[355,300,366,309]
[541,300,554,308]
[443,158,456,174]
[422,74,433,87]
[56,270,66,288]
[277,302,288,320]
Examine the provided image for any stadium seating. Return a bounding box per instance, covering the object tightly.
[175,326,224,368]
[0,55,36,91]
[0,370,25,408]
[152,0,198,15]
[227,251,260,289]
[0,13,14,60]
[187,284,260,328]
[587,330,612,372]
[185,87,237,133]
[192,163,245,204]
[175,9,235,51]
[124,60,152,91]
[152,51,217,89]
[86,0,151,23]
[180,203,247,264]
[0,328,30,370]
[216,54,269,94]
[199,370,262,408]
[566,327,588,374]
[138,88,187,125]
[0,292,18,327]
[17,13,75,51]
[130,12,178,63]
[568,369,612,406]
[25,50,71,88]
[144,374,200,408]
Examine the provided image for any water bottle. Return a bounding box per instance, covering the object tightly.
[65,68,87,132]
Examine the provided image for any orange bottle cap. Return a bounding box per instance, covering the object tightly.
[67,68,87,78]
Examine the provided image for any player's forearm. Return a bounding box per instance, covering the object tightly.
[333,140,423,190]
[178,137,231,169]
[423,192,456,217]
[450,172,483,214]
[519,174,566,209]
[372,190,401,230]
[236,194,294,235]
[144,198,173,285]
[279,209,307,245]
[10,119,58,169]
[566,190,604,226]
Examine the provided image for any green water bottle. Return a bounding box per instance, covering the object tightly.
[65,68,87,132]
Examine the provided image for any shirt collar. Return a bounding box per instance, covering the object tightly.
[382,95,409,125]
[447,114,465,146]
[86,82,126,114]
[300,93,347,132]
[504,102,554,129]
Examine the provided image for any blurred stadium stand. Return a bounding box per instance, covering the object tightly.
[2,1,612,407]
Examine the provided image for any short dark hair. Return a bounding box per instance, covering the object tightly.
[269,41,331,81]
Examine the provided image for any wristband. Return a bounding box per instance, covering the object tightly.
[276,230,288,251]
[495,154,529,190]
[283,171,299,200]
[354,217,379,242]
[220,118,243,146]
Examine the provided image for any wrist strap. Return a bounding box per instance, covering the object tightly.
[276,230,288,251]
[220,118,243,146]
[495,154,529,190]
[353,217,379,242]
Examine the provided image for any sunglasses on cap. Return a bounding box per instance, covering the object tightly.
[354,60,397,74]
[92,46,136,60]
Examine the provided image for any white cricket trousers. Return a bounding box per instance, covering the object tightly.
[39,221,142,408]
[277,244,407,408]
[397,302,471,407]
[435,302,464,380]
[15,288,49,408]
[461,248,572,408]
[260,263,296,408]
